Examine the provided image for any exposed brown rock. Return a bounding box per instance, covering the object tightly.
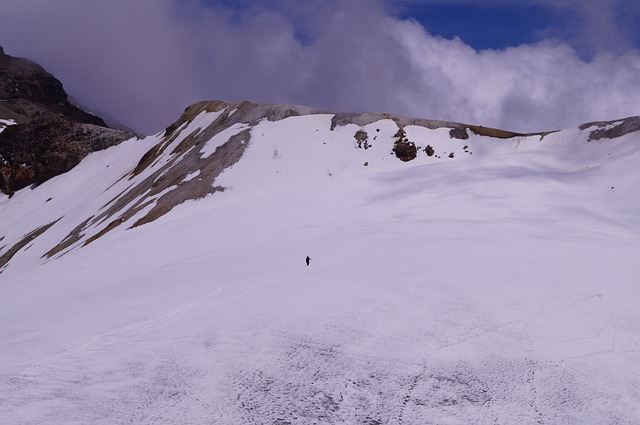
[51,101,268,252]
[392,128,417,162]
[354,130,371,149]
[449,127,469,140]
[425,145,435,156]
[0,47,105,125]
[0,47,134,195]
[329,110,552,141]
[579,116,640,141]
[0,219,60,272]
[0,118,132,194]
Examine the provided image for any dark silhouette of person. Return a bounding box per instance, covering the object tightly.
[306,256,311,266]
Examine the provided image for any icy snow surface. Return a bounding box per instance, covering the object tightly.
[0,112,639,424]
[0,118,16,135]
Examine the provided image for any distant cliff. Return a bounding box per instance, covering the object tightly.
[0,46,134,196]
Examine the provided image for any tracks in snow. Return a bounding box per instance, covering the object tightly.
[17,268,287,379]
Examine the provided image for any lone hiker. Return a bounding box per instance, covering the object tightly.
[306,256,311,266]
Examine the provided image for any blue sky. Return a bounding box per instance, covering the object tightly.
[205,0,640,56]
[396,0,640,55]
[397,2,558,50]
[0,0,639,133]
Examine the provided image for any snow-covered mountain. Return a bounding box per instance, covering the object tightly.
[1,98,639,424]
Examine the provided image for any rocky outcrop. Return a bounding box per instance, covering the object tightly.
[86,100,296,236]
[0,118,132,194]
[0,47,134,196]
[392,128,417,162]
[0,46,106,125]
[579,116,640,141]
[354,130,371,149]
[329,110,550,140]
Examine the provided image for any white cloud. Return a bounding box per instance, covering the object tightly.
[389,19,640,131]
[0,0,638,134]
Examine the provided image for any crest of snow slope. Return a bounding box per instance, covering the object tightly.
[0,118,16,130]
[0,104,639,424]
[0,118,16,138]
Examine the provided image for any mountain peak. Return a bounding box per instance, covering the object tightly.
[0,50,134,196]
[0,48,104,125]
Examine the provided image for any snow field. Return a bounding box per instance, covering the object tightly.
[1,112,639,424]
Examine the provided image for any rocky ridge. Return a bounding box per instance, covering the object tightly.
[0,46,135,195]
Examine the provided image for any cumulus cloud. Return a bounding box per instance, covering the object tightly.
[389,19,640,131]
[0,0,639,134]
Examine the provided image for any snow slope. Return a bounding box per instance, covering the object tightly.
[1,104,639,424]
[0,118,15,135]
